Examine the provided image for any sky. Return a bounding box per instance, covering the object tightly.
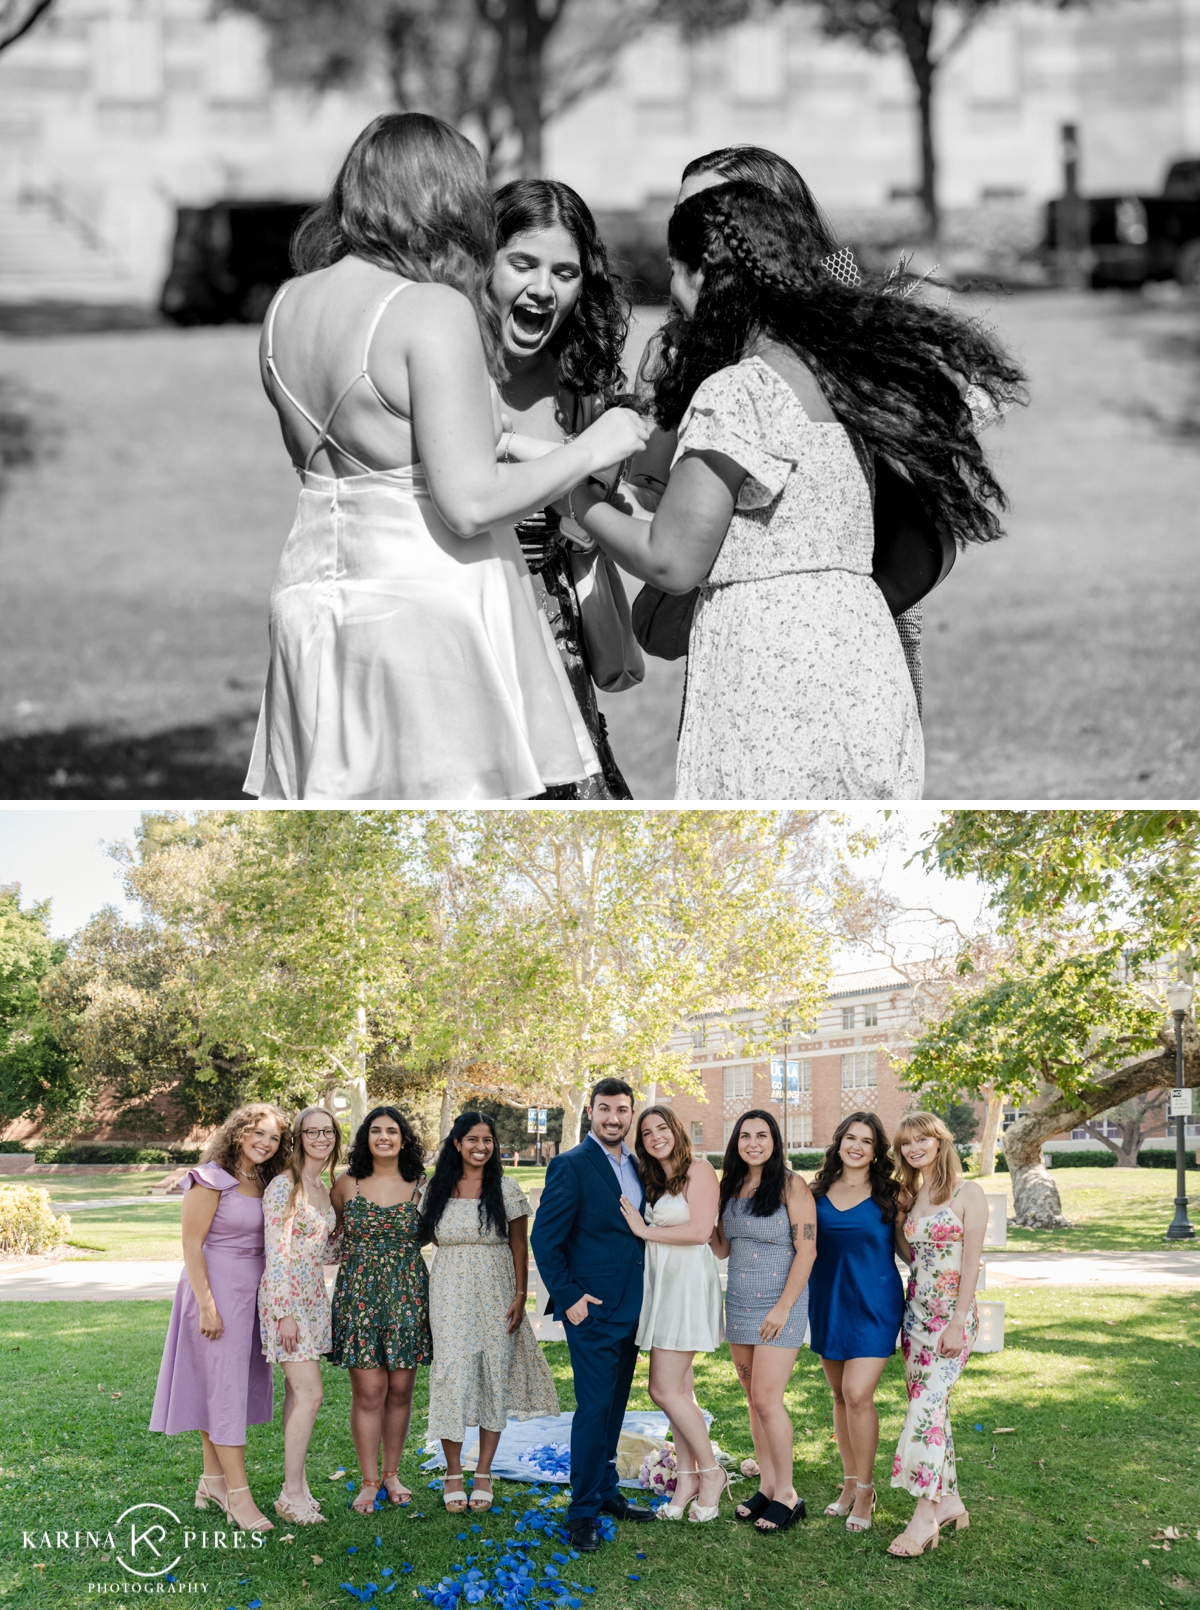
[0,806,992,966]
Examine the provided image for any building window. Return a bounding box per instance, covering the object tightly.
[723,1064,753,1103]
[841,1006,856,1030]
[863,1002,878,1027]
[781,1016,792,1034]
[691,1121,704,1148]
[784,1114,812,1148]
[723,1118,739,1147]
[691,1026,704,1048]
[1002,1109,1020,1129]
[841,1052,876,1090]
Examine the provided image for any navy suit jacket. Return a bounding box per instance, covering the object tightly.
[530,1139,645,1329]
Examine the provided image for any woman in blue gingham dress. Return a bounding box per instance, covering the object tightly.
[711,1110,817,1533]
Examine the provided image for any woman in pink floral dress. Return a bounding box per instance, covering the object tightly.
[259,1107,344,1524]
[887,1112,988,1557]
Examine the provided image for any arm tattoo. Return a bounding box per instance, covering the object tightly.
[802,1222,815,1241]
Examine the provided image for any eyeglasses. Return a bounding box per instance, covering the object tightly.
[301,1128,337,1140]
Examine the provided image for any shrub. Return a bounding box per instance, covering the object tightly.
[0,1185,70,1257]
[1049,1150,1118,1169]
[0,1140,30,1154]
[706,1153,723,1169]
[1136,1149,1200,1169]
[29,1144,200,1165]
[788,1151,825,1171]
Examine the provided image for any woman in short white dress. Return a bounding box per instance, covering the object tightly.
[618,1105,724,1522]
[245,111,649,801]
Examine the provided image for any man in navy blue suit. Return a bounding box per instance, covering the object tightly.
[530,1077,656,1552]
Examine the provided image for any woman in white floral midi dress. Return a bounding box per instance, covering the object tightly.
[887,1112,988,1557]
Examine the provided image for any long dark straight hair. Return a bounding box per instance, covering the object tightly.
[292,111,505,380]
[345,1104,426,1183]
[493,178,629,400]
[718,1108,790,1220]
[810,1110,900,1224]
[656,180,1027,546]
[419,1110,509,1241]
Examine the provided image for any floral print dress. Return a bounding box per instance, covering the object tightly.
[890,1201,978,1501]
[329,1185,433,1371]
[258,1174,341,1362]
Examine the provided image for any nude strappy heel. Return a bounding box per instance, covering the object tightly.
[223,1487,274,1532]
[655,1470,698,1520]
[195,1475,229,1515]
[687,1465,731,1523]
[274,1492,326,1525]
[845,1482,876,1532]
[887,1517,940,1556]
[824,1475,858,1517]
[442,1474,468,1513]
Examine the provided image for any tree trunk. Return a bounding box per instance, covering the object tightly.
[479,0,556,179]
[914,63,938,243]
[977,1092,1003,1178]
[1001,1122,1069,1229]
[562,1085,588,1150]
[439,1085,454,1142]
[998,1016,1198,1226]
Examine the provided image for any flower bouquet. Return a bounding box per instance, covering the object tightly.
[638,1443,678,1497]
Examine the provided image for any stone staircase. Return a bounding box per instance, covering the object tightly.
[0,190,144,302]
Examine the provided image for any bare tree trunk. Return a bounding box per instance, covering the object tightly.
[893,0,939,242]
[977,1092,1003,1179]
[439,1084,455,1142]
[1002,1122,1068,1229]
[562,1085,588,1150]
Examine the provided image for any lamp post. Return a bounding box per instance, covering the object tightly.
[1165,980,1195,1242]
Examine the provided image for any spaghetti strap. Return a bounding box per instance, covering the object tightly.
[265,279,416,476]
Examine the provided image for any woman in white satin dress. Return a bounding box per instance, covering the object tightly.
[244,112,649,801]
[619,1105,726,1523]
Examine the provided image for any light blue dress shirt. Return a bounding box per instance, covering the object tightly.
[586,1129,643,1208]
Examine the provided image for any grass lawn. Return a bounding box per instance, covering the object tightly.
[978,1167,1200,1252]
[58,1201,183,1260]
[39,1172,178,1202]
[1,1287,1198,1610]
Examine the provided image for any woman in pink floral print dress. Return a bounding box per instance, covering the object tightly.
[258,1107,344,1524]
[887,1112,987,1558]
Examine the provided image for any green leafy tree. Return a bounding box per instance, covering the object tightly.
[0,885,85,1136]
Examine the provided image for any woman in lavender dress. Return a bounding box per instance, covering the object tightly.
[150,1103,290,1533]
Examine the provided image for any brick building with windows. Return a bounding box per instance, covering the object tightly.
[660,966,919,1158]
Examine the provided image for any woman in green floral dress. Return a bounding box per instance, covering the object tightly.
[330,1106,432,1514]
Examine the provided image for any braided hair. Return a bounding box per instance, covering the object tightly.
[656,181,1027,546]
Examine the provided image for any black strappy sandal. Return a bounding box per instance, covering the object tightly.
[755,1498,806,1533]
[735,1491,771,1523]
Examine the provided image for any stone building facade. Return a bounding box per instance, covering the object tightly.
[659,965,919,1158]
[1,0,1199,300]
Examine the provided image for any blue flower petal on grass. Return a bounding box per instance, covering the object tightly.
[376,1535,384,1546]
[636,1551,646,1559]
[471,1524,483,1533]
[402,1563,414,1574]
[348,1545,359,1554]
[249,1601,262,1609]
[457,1531,467,1540]
[975,1423,984,1431]
[628,1573,640,1581]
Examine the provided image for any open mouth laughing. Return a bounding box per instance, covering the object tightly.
[509,298,554,346]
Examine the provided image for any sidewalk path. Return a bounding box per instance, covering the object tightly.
[2,1248,1198,1302]
[49,1198,159,1213]
[985,1248,1200,1287]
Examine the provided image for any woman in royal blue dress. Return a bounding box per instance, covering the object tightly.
[808,1111,904,1533]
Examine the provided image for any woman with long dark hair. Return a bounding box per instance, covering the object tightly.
[709,1110,816,1533]
[808,1111,904,1533]
[567,177,1025,799]
[491,178,640,799]
[420,1111,557,1512]
[329,1106,431,1513]
[634,146,924,713]
[617,1105,725,1521]
[244,112,650,801]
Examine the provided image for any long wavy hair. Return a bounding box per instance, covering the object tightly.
[419,1110,509,1241]
[292,111,505,380]
[892,1110,962,1208]
[810,1110,900,1224]
[634,1104,693,1205]
[494,179,629,401]
[718,1108,790,1220]
[200,1102,290,1187]
[345,1104,426,1183]
[279,1105,344,1221]
[655,180,1027,545]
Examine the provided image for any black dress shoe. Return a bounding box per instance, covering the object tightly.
[600,1497,654,1522]
[568,1519,602,1552]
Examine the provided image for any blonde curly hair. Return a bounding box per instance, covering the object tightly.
[200,1102,291,1186]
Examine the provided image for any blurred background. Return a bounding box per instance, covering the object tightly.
[0,0,1198,799]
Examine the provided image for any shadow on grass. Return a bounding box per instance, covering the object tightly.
[0,714,257,799]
